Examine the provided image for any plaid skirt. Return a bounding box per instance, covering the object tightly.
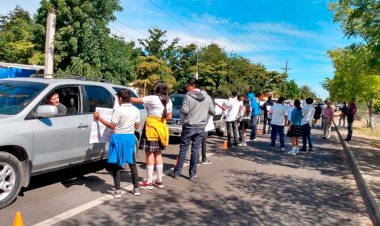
[289,125,302,137]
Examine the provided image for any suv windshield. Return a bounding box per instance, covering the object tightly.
[0,81,47,115]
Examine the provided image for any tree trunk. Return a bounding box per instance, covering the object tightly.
[366,100,374,130]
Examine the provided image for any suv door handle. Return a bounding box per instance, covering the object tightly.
[78,123,89,128]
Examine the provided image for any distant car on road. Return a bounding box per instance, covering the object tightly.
[167,94,226,137]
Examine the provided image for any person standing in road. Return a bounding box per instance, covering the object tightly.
[345,98,357,141]
[300,97,315,152]
[269,97,288,151]
[173,78,215,181]
[313,103,322,127]
[287,100,303,155]
[246,87,260,141]
[339,102,348,127]
[262,96,274,135]
[93,89,141,197]
[199,86,215,165]
[238,95,245,142]
[130,81,173,189]
[238,98,251,146]
[321,100,334,139]
[215,91,241,147]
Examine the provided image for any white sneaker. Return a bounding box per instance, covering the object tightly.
[281,147,285,151]
[287,149,296,155]
[238,142,247,147]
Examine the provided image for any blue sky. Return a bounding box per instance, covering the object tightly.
[1,0,356,99]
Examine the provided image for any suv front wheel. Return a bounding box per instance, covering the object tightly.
[0,152,23,209]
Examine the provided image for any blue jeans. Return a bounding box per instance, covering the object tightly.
[250,115,259,139]
[347,121,353,139]
[174,127,204,177]
[271,124,285,148]
[263,116,271,134]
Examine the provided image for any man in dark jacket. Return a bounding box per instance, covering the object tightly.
[173,78,215,181]
[345,98,357,141]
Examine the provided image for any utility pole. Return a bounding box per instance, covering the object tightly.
[44,9,56,79]
[195,48,199,79]
[281,61,292,95]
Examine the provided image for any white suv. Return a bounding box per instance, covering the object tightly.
[0,78,146,208]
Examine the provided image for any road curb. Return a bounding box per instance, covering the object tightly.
[334,120,380,226]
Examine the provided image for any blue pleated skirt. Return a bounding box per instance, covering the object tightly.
[108,133,135,166]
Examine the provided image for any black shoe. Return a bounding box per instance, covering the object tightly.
[299,148,307,152]
[170,172,179,179]
[344,138,351,141]
[233,142,238,146]
[309,148,313,152]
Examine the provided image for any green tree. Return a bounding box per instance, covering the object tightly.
[133,55,176,94]
[0,6,43,64]
[35,0,123,78]
[330,0,380,72]
[328,44,380,129]
[171,43,198,93]
[138,27,179,60]
[283,79,300,100]
[197,44,228,96]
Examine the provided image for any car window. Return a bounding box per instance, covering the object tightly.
[112,87,144,110]
[0,80,47,115]
[84,85,114,113]
[170,95,185,108]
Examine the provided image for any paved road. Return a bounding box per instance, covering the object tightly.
[0,127,372,226]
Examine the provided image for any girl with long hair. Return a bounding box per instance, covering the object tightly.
[131,81,172,189]
[238,97,251,146]
[287,99,303,155]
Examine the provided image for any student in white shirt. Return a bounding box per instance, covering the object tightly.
[300,97,315,152]
[94,89,141,197]
[215,91,241,147]
[269,97,288,151]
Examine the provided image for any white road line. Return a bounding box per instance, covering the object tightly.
[32,153,214,226]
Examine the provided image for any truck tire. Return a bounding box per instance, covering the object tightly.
[0,152,23,209]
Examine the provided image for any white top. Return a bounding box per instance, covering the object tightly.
[301,104,316,125]
[225,97,242,122]
[270,103,289,126]
[142,95,173,117]
[111,103,140,134]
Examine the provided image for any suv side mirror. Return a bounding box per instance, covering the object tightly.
[36,105,58,118]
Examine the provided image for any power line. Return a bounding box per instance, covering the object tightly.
[147,0,207,40]
[115,20,149,37]
[108,24,139,42]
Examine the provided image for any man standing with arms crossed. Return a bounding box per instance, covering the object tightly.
[173,78,215,181]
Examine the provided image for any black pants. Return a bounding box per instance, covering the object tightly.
[112,152,139,190]
[263,116,271,134]
[201,131,208,162]
[227,121,238,146]
[301,123,312,150]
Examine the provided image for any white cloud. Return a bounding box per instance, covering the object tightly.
[245,22,316,38]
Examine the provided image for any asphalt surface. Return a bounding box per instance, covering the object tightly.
[0,125,372,226]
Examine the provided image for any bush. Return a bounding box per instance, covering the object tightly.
[374,102,380,114]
